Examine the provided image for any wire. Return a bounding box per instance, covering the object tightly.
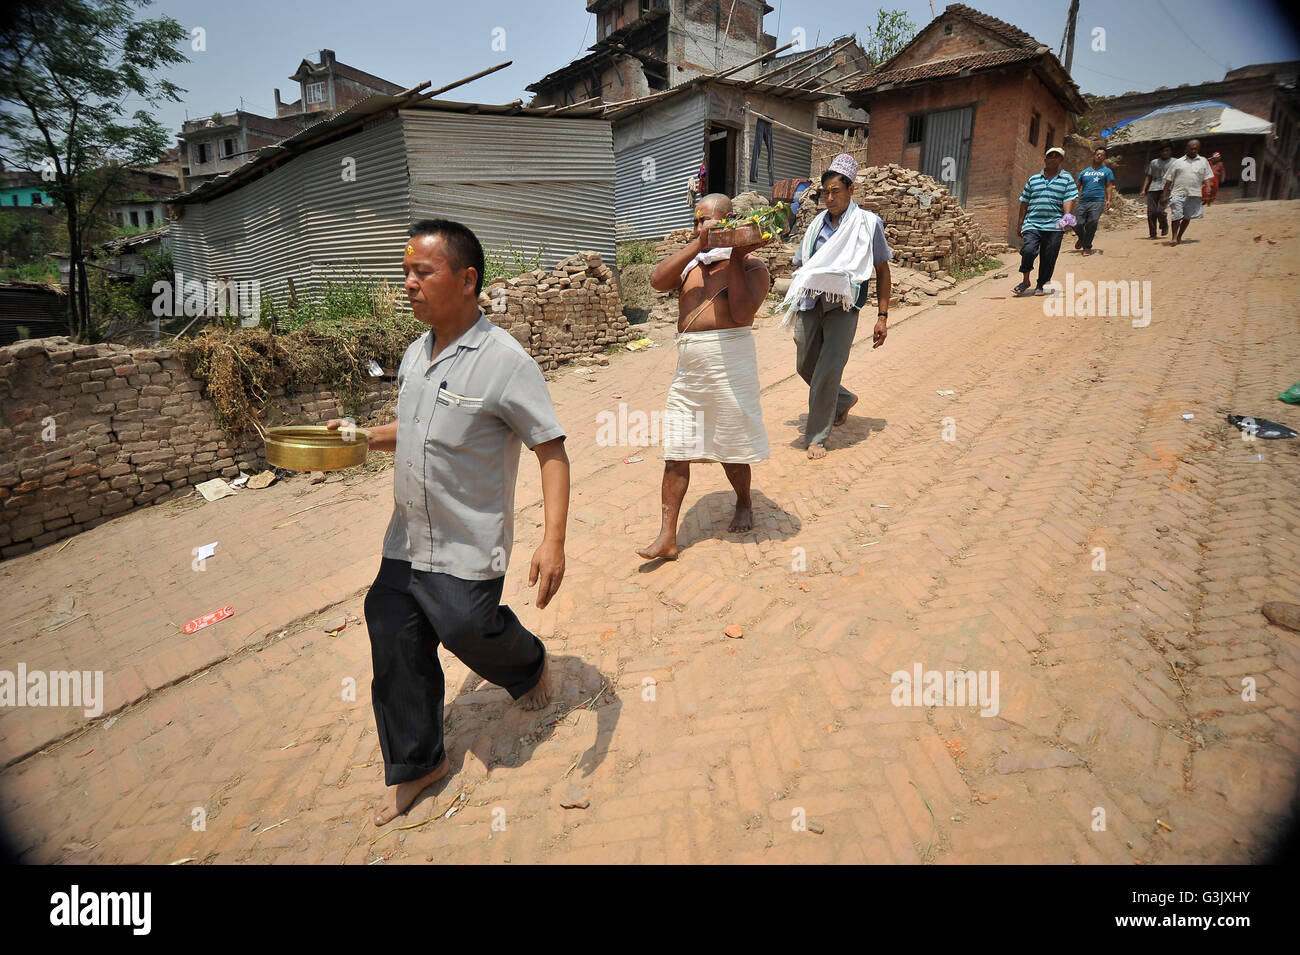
[1154,0,1231,71]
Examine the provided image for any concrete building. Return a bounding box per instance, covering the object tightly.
[528,0,776,107]
[0,171,53,209]
[178,110,303,191]
[177,49,404,192]
[844,3,1086,244]
[274,48,405,120]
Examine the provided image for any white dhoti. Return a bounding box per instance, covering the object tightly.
[661,327,769,463]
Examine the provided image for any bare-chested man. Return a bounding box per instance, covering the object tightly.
[636,193,771,561]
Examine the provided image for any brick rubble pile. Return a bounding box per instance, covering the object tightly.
[482,251,632,371]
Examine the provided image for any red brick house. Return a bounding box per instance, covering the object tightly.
[845,4,1086,243]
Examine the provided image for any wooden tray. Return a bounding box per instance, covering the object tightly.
[701,223,763,249]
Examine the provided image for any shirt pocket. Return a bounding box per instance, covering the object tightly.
[428,388,487,448]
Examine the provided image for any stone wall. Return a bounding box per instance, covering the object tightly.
[480,251,632,370]
[0,336,395,558]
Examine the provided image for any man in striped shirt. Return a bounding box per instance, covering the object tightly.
[1014,146,1078,297]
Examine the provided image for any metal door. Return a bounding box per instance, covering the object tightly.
[920,106,974,205]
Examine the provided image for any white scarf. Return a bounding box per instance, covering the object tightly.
[778,201,876,326]
[680,247,732,283]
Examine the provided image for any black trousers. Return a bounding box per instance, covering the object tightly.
[1019,229,1064,288]
[363,557,545,785]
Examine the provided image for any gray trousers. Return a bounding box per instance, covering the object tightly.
[794,299,859,447]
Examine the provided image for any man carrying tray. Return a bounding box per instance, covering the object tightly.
[326,219,570,826]
[635,193,771,562]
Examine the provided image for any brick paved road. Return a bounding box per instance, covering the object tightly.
[3,203,1298,864]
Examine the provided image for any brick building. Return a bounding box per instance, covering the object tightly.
[845,4,1086,244]
[1093,62,1300,200]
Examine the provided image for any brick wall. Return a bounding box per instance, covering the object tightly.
[1,254,626,557]
[865,70,1075,243]
[0,338,395,559]
[480,251,632,370]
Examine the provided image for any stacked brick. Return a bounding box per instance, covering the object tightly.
[480,251,632,372]
[794,164,1006,272]
[0,337,392,558]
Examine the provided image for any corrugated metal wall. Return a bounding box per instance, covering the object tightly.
[402,110,616,269]
[612,92,707,241]
[921,106,974,206]
[747,121,812,193]
[171,115,411,307]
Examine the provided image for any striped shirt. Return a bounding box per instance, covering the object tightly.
[1019,170,1078,233]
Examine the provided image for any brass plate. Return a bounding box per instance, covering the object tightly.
[263,425,369,471]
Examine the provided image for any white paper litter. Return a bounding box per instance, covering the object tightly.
[367,359,383,377]
[230,472,250,488]
[195,541,218,562]
[196,478,236,502]
[1181,413,1195,420]
[937,390,956,396]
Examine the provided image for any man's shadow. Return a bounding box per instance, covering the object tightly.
[409,655,619,808]
[783,413,887,452]
[664,486,801,556]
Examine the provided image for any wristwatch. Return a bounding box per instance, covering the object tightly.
[877,312,888,319]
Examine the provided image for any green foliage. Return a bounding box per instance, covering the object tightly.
[617,242,656,267]
[177,276,422,436]
[866,8,918,64]
[0,260,59,283]
[714,202,791,237]
[0,0,190,338]
[483,242,545,285]
[948,255,1002,282]
[0,208,61,266]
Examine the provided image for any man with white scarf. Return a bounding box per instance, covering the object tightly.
[778,154,892,460]
[636,193,771,562]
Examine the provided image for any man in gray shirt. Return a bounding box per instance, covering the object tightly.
[1140,142,1173,239]
[329,219,570,826]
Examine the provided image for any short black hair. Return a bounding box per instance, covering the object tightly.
[820,171,854,190]
[408,218,486,294]
[1160,142,1174,151]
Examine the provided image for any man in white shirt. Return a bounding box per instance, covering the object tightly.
[1161,139,1216,246]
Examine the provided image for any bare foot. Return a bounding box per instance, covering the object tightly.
[807,444,827,460]
[519,651,551,710]
[636,533,679,561]
[728,504,753,533]
[374,757,450,827]
[834,396,858,426]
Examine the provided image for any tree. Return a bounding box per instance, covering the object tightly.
[866,8,918,65]
[0,0,188,340]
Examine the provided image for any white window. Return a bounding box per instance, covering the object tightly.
[306,81,326,105]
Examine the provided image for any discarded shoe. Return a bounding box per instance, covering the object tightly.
[1227,414,1298,439]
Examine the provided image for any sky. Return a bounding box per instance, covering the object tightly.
[143,0,1300,134]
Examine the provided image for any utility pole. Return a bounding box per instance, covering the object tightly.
[1060,0,1080,75]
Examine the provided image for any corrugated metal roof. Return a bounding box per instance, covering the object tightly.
[171,90,607,205]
